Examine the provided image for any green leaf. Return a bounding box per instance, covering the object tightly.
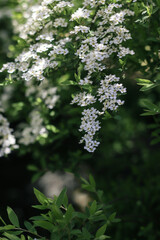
[31,172,43,183]
[65,204,74,222]
[7,207,20,228]
[9,231,23,235]
[82,227,92,239]
[56,188,67,208]
[3,233,20,240]
[29,216,44,221]
[81,84,92,91]
[33,188,48,205]
[78,63,83,78]
[137,78,160,91]
[74,73,80,81]
[102,111,112,120]
[60,80,78,86]
[136,78,152,85]
[89,214,106,222]
[95,210,103,216]
[27,165,39,172]
[0,225,15,231]
[51,205,63,220]
[89,174,96,188]
[46,125,59,133]
[97,190,103,201]
[41,213,52,222]
[140,84,157,91]
[81,177,89,185]
[119,59,125,66]
[95,235,111,240]
[96,224,107,238]
[0,216,6,225]
[20,235,25,240]
[33,220,53,232]
[63,193,68,208]
[109,212,116,222]
[73,212,86,219]
[141,111,160,116]
[140,99,160,111]
[89,200,97,215]
[32,205,48,210]
[82,184,95,192]
[24,221,33,231]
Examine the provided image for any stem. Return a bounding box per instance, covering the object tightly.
[0,217,6,226]
[14,227,48,240]
[60,205,67,211]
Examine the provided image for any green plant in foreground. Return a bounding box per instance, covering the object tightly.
[0,175,120,240]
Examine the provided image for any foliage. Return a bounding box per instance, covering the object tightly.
[91,1,160,239]
[0,176,119,240]
[134,0,160,145]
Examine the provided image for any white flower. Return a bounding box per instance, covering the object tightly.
[79,75,93,85]
[0,113,18,157]
[71,8,91,21]
[71,92,96,106]
[19,110,48,145]
[53,18,68,28]
[97,75,126,111]
[71,26,90,34]
[0,62,17,74]
[36,43,52,53]
[36,33,54,42]
[53,1,74,13]
[78,107,101,151]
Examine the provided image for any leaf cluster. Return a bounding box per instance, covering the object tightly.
[0,176,120,240]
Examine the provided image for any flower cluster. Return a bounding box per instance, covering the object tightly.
[18,110,48,146]
[79,108,101,152]
[0,113,18,157]
[0,0,136,154]
[71,92,96,107]
[98,75,126,112]
[71,8,91,21]
[70,1,135,151]
[25,78,59,110]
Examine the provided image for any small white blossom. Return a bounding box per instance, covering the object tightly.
[118,46,135,58]
[71,26,90,34]
[19,110,48,145]
[97,75,126,111]
[79,75,93,85]
[53,1,74,13]
[36,33,54,42]
[71,8,91,21]
[0,113,18,157]
[53,18,68,28]
[0,62,17,74]
[79,108,101,152]
[35,43,53,53]
[71,92,96,106]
